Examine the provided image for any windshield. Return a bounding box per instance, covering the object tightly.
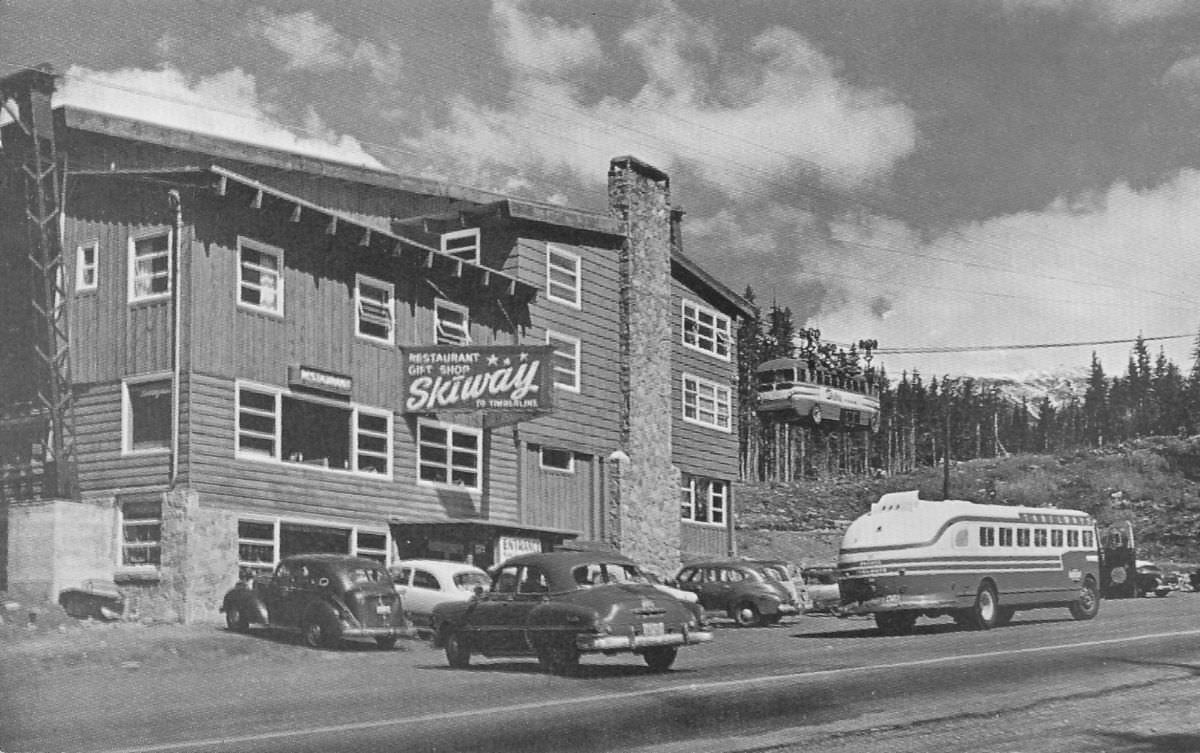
[346,567,388,584]
[453,571,491,590]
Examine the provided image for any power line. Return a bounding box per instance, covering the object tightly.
[876,333,1194,355]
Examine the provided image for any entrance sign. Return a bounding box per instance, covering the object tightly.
[401,346,554,413]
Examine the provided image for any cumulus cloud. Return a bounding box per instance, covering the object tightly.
[247,9,404,85]
[397,0,916,201]
[999,0,1195,25]
[57,65,386,168]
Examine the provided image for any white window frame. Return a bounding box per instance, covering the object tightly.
[236,517,394,574]
[237,517,278,577]
[234,380,394,479]
[416,417,482,491]
[441,227,480,263]
[237,236,284,316]
[708,480,728,526]
[127,230,172,304]
[434,299,471,345]
[681,299,731,361]
[546,330,581,393]
[545,243,581,308]
[539,447,575,473]
[76,240,98,292]
[681,373,732,432]
[355,273,395,345]
[118,499,163,570]
[680,477,728,527]
[121,374,173,455]
[680,476,696,521]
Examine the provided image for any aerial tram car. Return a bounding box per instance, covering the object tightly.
[755,357,880,432]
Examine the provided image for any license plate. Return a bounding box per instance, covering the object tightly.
[375,604,392,615]
[883,594,901,605]
[642,622,664,637]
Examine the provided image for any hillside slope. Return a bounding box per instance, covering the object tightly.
[734,436,1200,566]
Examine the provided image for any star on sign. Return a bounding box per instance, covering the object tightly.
[519,352,528,362]
[487,354,500,366]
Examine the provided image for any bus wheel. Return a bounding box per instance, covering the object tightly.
[1069,578,1100,621]
[875,611,916,635]
[970,583,998,630]
[994,606,1016,627]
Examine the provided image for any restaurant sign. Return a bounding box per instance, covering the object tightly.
[400,345,554,414]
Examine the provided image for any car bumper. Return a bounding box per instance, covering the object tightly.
[340,624,417,640]
[580,628,714,652]
[839,592,959,615]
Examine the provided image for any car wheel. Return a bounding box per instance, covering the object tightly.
[225,606,250,633]
[643,646,678,672]
[302,612,341,649]
[375,636,398,650]
[444,629,472,668]
[537,637,580,675]
[1069,577,1100,621]
[970,583,998,630]
[994,606,1016,627]
[733,602,760,628]
[875,611,916,635]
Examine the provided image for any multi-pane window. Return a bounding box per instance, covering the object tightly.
[1067,529,1080,547]
[121,499,162,568]
[417,419,482,490]
[999,528,1013,546]
[238,237,283,315]
[681,476,728,526]
[441,228,480,263]
[1082,530,1094,548]
[356,274,394,344]
[681,300,730,359]
[540,447,574,473]
[546,331,580,392]
[1051,529,1064,547]
[435,300,471,345]
[238,520,276,577]
[235,383,392,477]
[355,530,389,563]
[545,244,581,307]
[1016,528,1031,546]
[1034,528,1048,547]
[682,374,731,431]
[76,241,98,292]
[123,378,172,453]
[129,232,171,302]
[979,526,995,546]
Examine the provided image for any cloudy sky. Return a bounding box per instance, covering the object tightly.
[5,0,1200,381]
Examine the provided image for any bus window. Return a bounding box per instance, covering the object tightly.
[954,528,969,547]
[999,528,1013,547]
[979,527,995,546]
[1083,530,1094,548]
[1067,530,1080,547]
[1034,528,1047,547]
[1051,529,1064,547]
[1016,528,1030,547]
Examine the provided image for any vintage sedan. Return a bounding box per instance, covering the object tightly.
[673,559,802,627]
[389,558,492,632]
[220,554,412,649]
[430,551,712,674]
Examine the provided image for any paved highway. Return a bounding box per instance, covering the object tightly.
[3,595,1199,752]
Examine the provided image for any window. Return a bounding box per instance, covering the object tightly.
[954,528,969,547]
[546,331,580,392]
[76,241,98,292]
[121,499,162,568]
[1067,529,1080,547]
[238,237,283,315]
[238,520,276,577]
[235,383,392,477]
[681,300,730,359]
[979,526,995,547]
[999,528,1013,546]
[1016,528,1030,547]
[355,530,388,563]
[435,299,471,345]
[545,244,581,307]
[441,228,480,263]
[1051,529,1064,547]
[681,475,727,526]
[412,570,440,590]
[417,418,481,490]
[682,374,731,431]
[1082,530,1094,548]
[123,377,172,453]
[356,274,394,344]
[128,232,171,302]
[1034,528,1048,547]
[540,447,574,472]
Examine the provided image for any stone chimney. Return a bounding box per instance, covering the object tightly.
[605,156,680,575]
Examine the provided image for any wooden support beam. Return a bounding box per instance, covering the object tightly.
[326,216,338,235]
[359,228,372,247]
[290,204,302,222]
[480,269,492,287]
[216,175,227,196]
[452,258,463,278]
[250,189,263,209]
[424,250,435,268]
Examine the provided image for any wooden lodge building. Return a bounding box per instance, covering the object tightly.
[0,68,753,622]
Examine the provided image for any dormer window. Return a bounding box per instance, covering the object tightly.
[435,299,471,345]
[441,228,480,263]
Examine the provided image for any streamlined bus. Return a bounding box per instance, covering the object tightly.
[755,358,880,431]
[838,491,1101,635]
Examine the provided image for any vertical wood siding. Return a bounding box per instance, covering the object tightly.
[519,444,594,537]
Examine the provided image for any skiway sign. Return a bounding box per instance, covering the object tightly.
[400,346,555,414]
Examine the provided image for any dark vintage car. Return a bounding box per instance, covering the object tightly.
[1135,561,1172,598]
[220,554,412,649]
[430,551,713,674]
[672,559,801,627]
